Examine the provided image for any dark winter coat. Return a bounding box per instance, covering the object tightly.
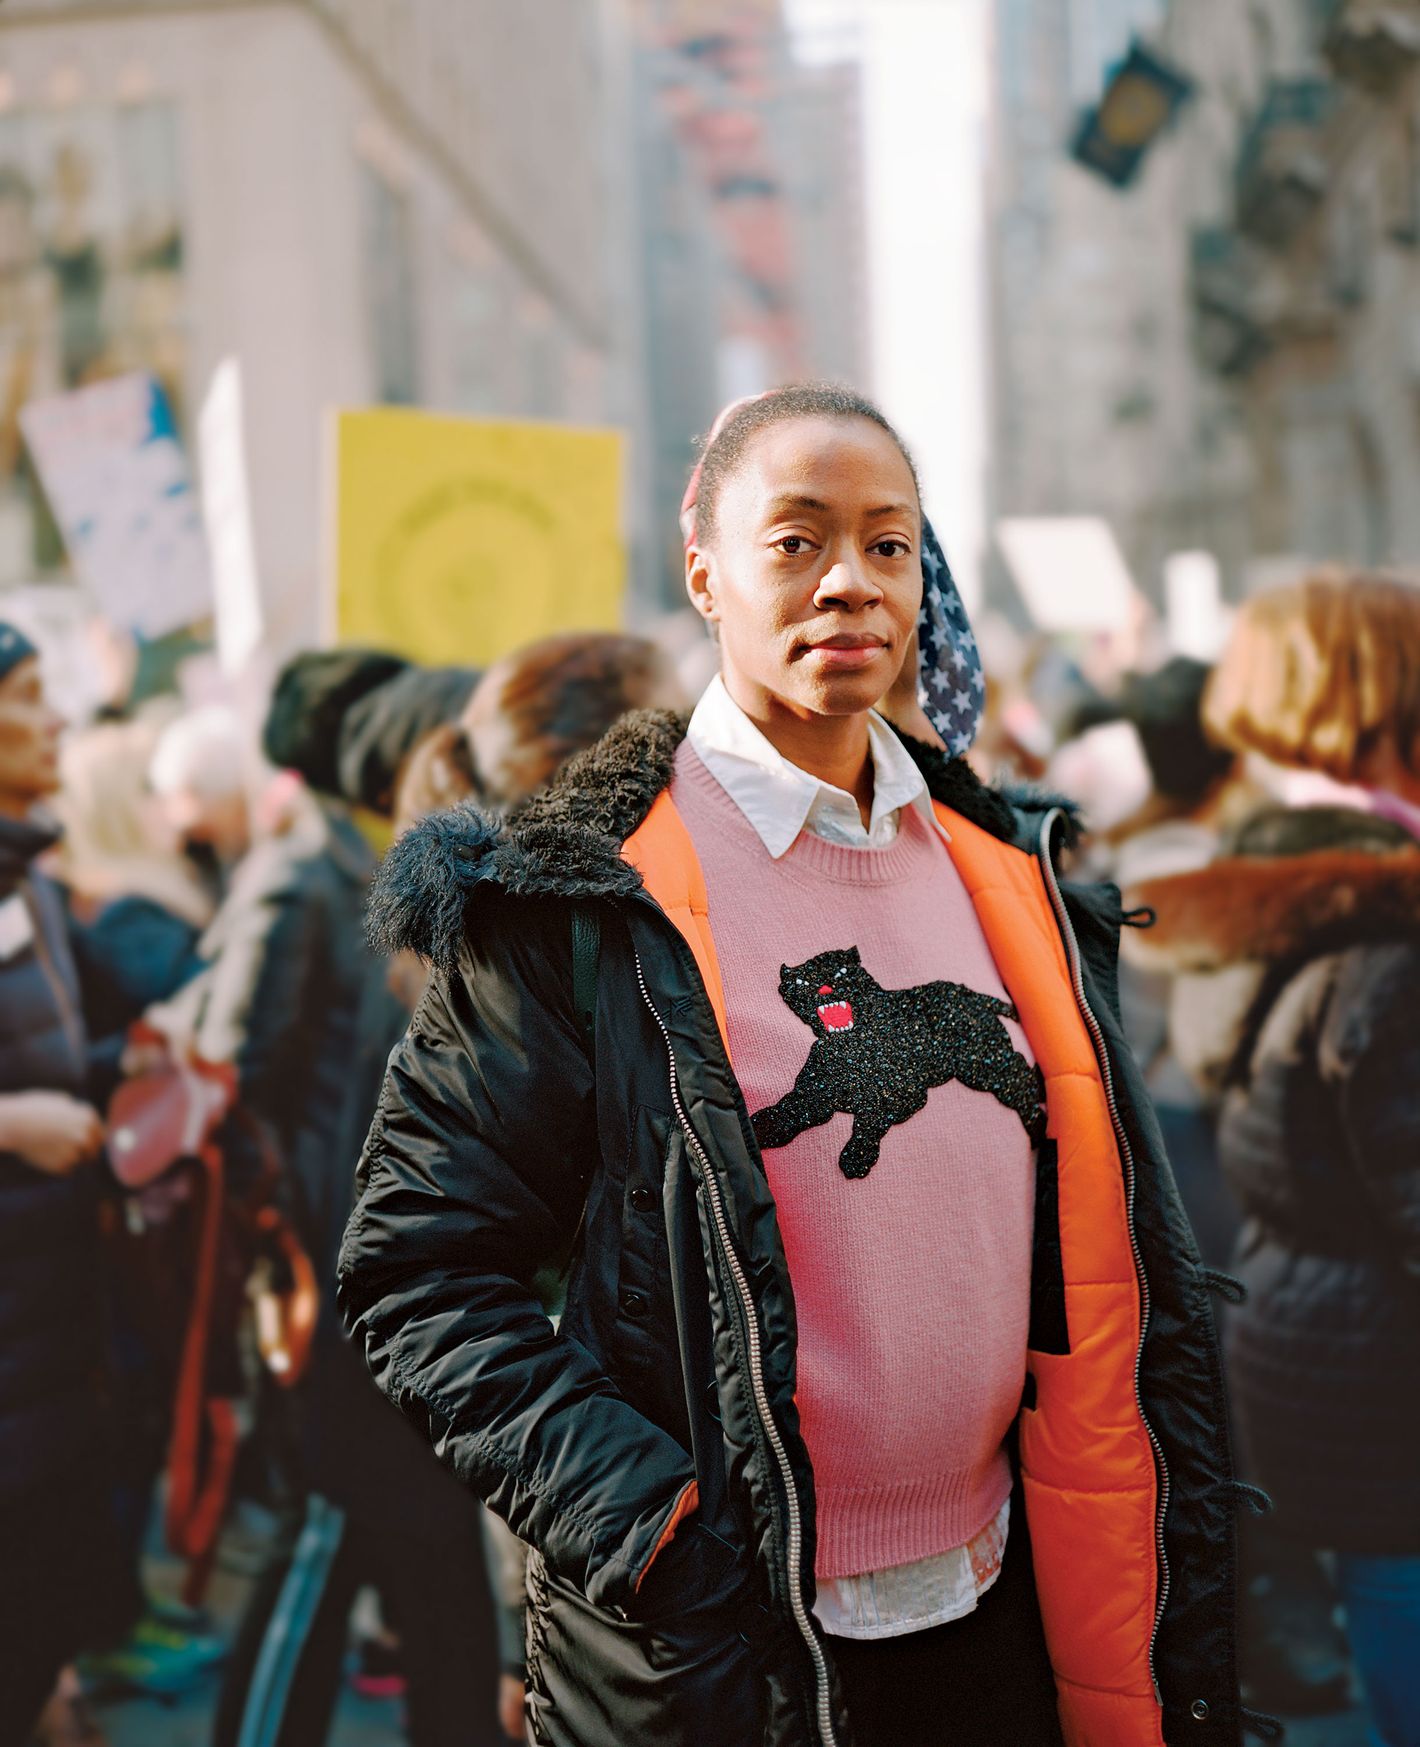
[1130,805,1420,1556]
[338,712,1254,1747]
[0,816,105,1501]
[161,797,375,1231]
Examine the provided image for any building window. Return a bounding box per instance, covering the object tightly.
[362,163,420,405]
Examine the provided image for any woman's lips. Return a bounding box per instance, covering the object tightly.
[801,640,887,671]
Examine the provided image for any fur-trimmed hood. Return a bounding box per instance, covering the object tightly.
[1124,807,1420,1095]
[369,708,1067,972]
[1127,843,1420,975]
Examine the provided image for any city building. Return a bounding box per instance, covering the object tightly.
[985,0,1420,614]
[628,0,870,595]
[0,0,652,647]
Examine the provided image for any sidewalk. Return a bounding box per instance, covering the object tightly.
[88,1518,406,1747]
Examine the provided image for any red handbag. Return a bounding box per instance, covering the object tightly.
[107,1061,235,1191]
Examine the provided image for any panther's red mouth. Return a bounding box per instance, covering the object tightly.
[816,987,854,1033]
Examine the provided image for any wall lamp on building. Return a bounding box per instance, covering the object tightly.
[1071,40,1193,189]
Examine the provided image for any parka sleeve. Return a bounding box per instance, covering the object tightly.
[1322,941,1420,1268]
[336,899,697,1613]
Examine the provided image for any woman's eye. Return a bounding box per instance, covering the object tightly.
[872,539,910,559]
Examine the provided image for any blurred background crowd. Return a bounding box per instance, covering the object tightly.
[1,1,1419,1745]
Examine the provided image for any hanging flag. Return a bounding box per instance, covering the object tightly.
[1072,41,1193,188]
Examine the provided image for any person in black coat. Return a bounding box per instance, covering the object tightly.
[1128,571,1420,1747]
[338,390,1253,1747]
[0,625,118,1744]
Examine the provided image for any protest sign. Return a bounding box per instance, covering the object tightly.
[329,409,625,666]
[199,359,264,677]
[20,373,212,640]
[996,516,1138,634]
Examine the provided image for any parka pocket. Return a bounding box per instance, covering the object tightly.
[526,1546,766,1747]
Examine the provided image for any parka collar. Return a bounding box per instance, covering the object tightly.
[369,707,1065,971]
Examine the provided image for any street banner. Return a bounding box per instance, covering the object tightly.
[329,409,625,665]
[199,359,264,678]
[1072,41,1192,189]
[19,373,213,640]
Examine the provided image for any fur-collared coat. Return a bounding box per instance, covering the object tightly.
[1128,805,1420,1556]
[340,710,1258,1747]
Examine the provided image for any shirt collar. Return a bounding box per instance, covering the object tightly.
[686,673,942,859]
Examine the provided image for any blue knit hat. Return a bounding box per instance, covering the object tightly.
[0,622,38,687]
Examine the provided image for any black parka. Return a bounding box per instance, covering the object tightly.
[338,712,1254,1747]
[0,816,105,1502]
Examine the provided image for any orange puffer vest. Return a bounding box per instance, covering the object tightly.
[625,790,1166,1747]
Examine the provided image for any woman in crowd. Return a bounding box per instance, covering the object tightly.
[339,385,1255,1747]
[0,625,116,1746]
[1126,572,1420,1747]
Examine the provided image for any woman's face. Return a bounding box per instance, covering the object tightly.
[688,415,922,721]
[0,657,63,812]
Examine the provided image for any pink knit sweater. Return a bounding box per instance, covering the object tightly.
[671,744,1037,1580]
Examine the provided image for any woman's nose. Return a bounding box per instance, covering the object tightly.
[814,557,882,608]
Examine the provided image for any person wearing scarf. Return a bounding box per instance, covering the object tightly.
[339,385,1249,1746]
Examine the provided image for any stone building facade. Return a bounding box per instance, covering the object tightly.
[986,0,1420,607]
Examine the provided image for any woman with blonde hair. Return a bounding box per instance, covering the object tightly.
[1129,570,1420,1747]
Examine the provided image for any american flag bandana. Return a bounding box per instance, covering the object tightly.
[682,400,984,757]
[917,516,984,757]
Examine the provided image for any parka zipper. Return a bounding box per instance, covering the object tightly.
[1036,811,1171,1702]
[632,949,839,1747]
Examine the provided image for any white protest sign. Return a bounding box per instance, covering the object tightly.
[199,360,264,677]
[996,516,1138,633]
[19,373,212,640]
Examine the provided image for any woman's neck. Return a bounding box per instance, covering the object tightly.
[722,674,875,825]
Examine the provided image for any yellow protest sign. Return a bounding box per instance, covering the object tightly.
[330,409,625,665]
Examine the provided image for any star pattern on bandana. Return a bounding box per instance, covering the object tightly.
[917,519,984,757]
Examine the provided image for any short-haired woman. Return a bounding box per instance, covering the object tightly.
[1130,570,1420,1747]
[339,387,1252,1746]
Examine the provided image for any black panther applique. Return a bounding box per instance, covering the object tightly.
[750,946,1045,1180]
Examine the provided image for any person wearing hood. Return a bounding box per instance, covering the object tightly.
[1125,572,1420,1747]
[338,385,1253,1747]
[0,624,115,1743]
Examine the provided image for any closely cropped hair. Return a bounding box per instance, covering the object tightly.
[1204,569,1420,781]
[692,383,918,548]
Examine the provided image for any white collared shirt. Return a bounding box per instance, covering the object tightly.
[684,673,1006,1641]
[686,674,948,859]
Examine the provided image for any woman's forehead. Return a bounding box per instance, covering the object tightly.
[735,415,919,510]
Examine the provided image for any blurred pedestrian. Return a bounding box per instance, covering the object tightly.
[132,697,482,1747]
[54,715,212,1032]
[1128,571,1420,1747]
[339,386,1250,1747]
[0,624,117,1747]
[43,713,221,1705]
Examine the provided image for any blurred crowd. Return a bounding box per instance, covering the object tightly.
[0,562,1417,1747]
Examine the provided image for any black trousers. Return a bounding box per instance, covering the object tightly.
[213,1494,500,1747]
[827,1508,1065,1747]
[0,1464,129,1747]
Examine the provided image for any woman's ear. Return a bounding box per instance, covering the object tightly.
[685,544,719,630]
